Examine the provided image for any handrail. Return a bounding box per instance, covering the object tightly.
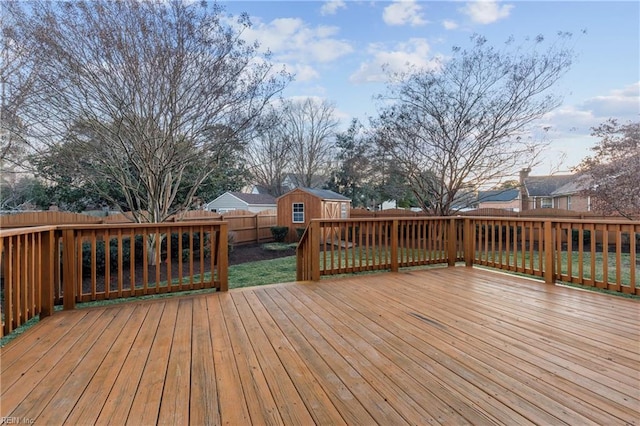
[0,221,229,336]
[297,216,639,296]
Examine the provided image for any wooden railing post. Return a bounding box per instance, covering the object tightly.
[448,218,457,267]
[218,222,229,291]
[464,218,474,267]
[544,220,555,284]
[310,221,320,281]
[62,228,76,310]
[390,219,399,272]
[40,229,55,318]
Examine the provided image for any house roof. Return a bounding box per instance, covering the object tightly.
[524,175,575,197]
[229,192,276,205]
[284,173,327,189]
[280,187,351,201]
[477,189,520,203]
[551,175,592,196]
[249,185,272,195]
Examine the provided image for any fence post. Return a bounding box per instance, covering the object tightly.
[544,220,555,284]
[310,221,320,281]
[464,218,474,267]
[448,218,457,267]
[62,228,76,310]
[391,219,399,272]
[218,222,228,291]
[40,229,56,318]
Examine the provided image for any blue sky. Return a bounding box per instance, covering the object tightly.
[221,1,639,174]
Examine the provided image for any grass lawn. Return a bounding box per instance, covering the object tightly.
[479,250,636,286]
[228,255,297,289]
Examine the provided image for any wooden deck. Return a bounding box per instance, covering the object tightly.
[1,267,638,425]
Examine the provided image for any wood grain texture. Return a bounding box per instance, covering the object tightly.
[1,267,638,425]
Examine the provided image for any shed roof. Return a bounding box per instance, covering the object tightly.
[279,187,351,201]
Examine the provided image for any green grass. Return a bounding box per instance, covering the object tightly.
[228,255,297,288]
[261,242,298,251]
[318,247,447,270]
[478,250,636,286]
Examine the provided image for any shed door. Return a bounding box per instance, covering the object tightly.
[324,202,340,219]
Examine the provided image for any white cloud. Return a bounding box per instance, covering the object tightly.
[242,18,353,64]
[238,16,353,83]
[350,38,441,83]
[580,82,640,120]
[320,0,346,16]
[442,20,459,30]
[383,0,428,27]
[461,1,514,25]
[533,83,640,171]
[289,64,321,82]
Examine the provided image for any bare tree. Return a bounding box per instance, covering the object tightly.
[10,0,289,224]
[577,119,640,219]
[374,34,574,215]
[245,108,293,196]
[1,4,42,166]
[283,98,338,188]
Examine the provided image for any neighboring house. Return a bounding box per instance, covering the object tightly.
[246,185,272,195]
[205,192,276,213]
[519,169,575,210]
[277,188,351,242]
[476,189,520,211]
[550,174,593,212]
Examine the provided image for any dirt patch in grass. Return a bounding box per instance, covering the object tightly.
[229,243,296,265]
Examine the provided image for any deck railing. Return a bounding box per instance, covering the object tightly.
[0,221,228,336]
[297,217,639,295]
[297,218,464,281]
[0,226,57,337]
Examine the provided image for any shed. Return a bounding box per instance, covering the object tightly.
[277,188,351,242]
[205,192,276,213]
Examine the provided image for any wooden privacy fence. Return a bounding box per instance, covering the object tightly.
[297,217,639,296]
[0,221,228,337]
[1,209,277,244]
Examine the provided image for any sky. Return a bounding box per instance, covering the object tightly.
[221,0,640,175]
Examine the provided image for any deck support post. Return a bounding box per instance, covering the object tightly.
[544,220,555,284]
[218,222,229,291]
[447,218,457,267]
[40,229,56,318]
[310,221,320,281]
[62,228,76,310]
[464,218,474,267]
[390,220,399,272]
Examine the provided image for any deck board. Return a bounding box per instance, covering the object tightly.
[1,267,638,425]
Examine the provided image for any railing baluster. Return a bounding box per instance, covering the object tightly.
[602,225,609,288]
[129,229,135,295]
[615,225,622,291]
